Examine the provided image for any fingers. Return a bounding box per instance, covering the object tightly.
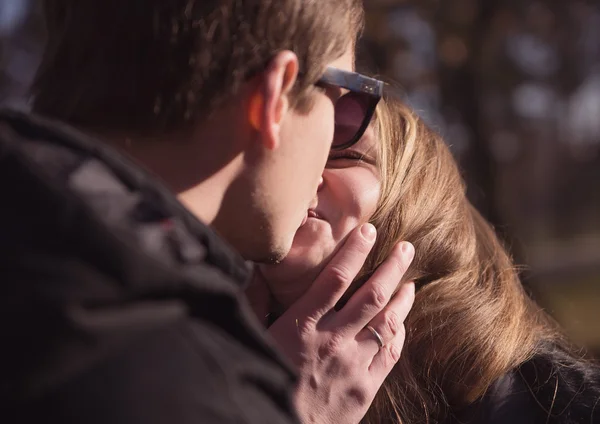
[353,280,415,364]
[293,223,377,319]
[354,325,384,359]
[361,280,415,347]
[333,241,415,334]
[368,281,415,377]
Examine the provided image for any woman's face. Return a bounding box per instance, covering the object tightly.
[260,126,381,308]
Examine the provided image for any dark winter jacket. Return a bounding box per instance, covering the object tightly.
[0,109,300,424]
[453,346,600,424]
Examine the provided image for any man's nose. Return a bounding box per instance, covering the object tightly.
[317,176,324,192]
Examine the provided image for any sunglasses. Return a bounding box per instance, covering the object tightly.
[316,67,384,151]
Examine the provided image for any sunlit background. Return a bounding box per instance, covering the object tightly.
[1,0,599,354]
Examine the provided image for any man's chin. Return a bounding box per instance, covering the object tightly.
[265,254,326,285]
[255,235,294,265]
[261,254,284,265]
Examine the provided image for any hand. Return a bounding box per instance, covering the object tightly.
[268,223,416,424]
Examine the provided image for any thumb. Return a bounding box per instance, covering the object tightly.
[287,224,376,320]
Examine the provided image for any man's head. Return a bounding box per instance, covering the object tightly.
[33,0,365,262]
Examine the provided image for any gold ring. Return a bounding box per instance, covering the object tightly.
[365,325,385,349]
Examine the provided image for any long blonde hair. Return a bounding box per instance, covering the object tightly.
[360,97,564,423]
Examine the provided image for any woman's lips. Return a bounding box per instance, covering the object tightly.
[308,209,324,220]
[299,210,325,228]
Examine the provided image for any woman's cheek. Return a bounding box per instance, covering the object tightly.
[350,176,381,221]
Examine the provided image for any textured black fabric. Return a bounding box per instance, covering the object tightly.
[451,349,600,424]
[0,110,299,424]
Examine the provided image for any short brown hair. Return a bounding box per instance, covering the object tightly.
[32,0,364,134]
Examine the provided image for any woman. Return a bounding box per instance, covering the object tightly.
[259,96,600,423]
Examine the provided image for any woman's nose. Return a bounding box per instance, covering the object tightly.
[317,176,324,192]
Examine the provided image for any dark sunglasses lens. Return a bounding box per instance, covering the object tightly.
[332,92,370,149]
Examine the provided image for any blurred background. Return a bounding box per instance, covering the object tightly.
[1,0,599,354]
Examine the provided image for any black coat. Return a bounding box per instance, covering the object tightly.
[453,348,600,424]
[0,110,300,424]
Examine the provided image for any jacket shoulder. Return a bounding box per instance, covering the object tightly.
[453,352,600,424]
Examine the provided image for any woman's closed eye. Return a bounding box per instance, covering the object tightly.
[327,150,376,167]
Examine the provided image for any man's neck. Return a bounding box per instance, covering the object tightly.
[100,127,245,226]
[176,154,245,226]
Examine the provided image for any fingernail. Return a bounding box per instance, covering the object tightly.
[401,242,415,261]
[361,223,376,241]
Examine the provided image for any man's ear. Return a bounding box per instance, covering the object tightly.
[248,51,299,151]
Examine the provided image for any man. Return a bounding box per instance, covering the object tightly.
[0,1,414,423]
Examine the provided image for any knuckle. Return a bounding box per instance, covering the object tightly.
[296,316,317,339]
[317,333,344,360]
[383,310,400,338]
[327,265,353,288]
[365,283,388,310]
[346,387,369,408]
